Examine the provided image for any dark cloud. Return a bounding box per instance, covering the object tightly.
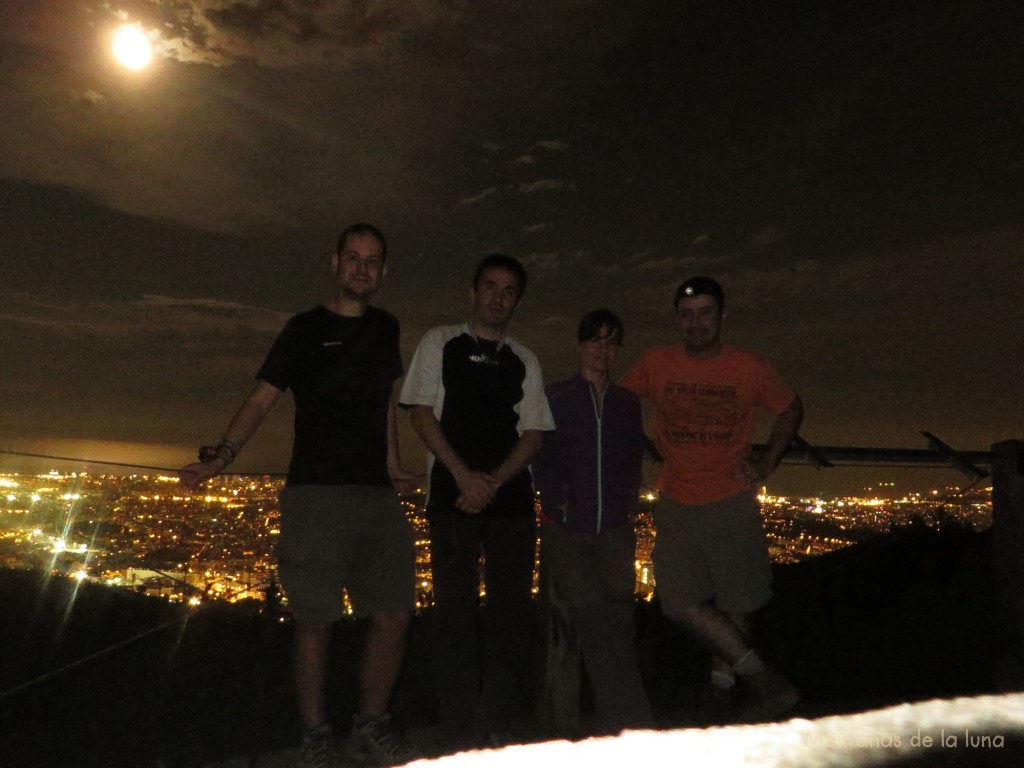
[458,187,500,207]
[89,0,454,67]
[0,293,287,337]
[1,0,1022,493]
[516,179,575,195]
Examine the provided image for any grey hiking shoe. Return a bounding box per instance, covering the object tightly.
[738,667,801,722]
[346,714,411,766]
[301,724,346,768]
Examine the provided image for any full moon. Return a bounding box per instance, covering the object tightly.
[112,25,153,71]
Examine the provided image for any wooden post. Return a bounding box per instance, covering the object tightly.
[535,559,582,737]
[991,440,1024,691]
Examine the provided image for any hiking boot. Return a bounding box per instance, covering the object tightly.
[738,667,801,722]
[346,714,411,766]
[301,724,346,768]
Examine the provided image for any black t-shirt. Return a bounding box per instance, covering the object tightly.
[257,305,402,486]
[437,336,525,472]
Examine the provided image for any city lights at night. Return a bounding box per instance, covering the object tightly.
[0,470,992,609]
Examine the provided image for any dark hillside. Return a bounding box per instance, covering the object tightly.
[0,523,1003,766]
[772,521,998,708]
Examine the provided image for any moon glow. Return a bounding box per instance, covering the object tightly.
[112,25,153,71]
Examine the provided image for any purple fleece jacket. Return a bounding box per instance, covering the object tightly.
[533,374,645,534]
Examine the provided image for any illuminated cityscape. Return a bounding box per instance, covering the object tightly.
[0,471,992,611]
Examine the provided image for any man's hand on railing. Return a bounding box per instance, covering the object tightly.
[178,457,226,491]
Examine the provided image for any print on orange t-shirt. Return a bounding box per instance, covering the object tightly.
[621,344,795,505]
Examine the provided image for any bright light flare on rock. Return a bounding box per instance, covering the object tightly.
[112,24,153,71]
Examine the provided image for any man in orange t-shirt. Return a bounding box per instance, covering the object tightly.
[621,276,803,722]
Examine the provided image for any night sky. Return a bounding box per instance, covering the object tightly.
[1,0,1022,494]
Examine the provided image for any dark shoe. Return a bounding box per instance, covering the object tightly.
[738,667,800,722]
[302,724,346,768]
[346,714,412,766]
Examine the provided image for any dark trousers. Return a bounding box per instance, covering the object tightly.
[542,522,653,733]
[428,513,535,737]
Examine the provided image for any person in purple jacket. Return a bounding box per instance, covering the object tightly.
[533,309,654,734]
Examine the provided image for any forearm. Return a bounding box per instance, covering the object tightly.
[181,382,280,487]
[758,395,804,475]
[409,406,471,480]
[219,383,279,454]
[222,401,270,451]
[491,430,544,487]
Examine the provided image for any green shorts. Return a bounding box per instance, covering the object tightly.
[653,491,772,615]
[276,484,415,622]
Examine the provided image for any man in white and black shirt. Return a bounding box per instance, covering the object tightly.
[401,254,554,749]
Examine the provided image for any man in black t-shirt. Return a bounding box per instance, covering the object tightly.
[180,224,417,768]
[401,254,554,748]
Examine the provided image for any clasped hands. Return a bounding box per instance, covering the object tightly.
[454,468,499,514]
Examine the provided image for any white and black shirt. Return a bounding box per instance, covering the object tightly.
[400,323,554,517]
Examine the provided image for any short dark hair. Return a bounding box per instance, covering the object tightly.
[472,254,528,296]
[674,275,725,311]
[337,223,387,262]
[577,308,624,344]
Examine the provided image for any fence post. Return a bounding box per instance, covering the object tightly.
[535,559,581,737]
[991,439,1024,691]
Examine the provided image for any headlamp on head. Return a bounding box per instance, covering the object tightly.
[674,276,725,311]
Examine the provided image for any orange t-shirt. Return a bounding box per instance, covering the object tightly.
[621,343,796,505]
